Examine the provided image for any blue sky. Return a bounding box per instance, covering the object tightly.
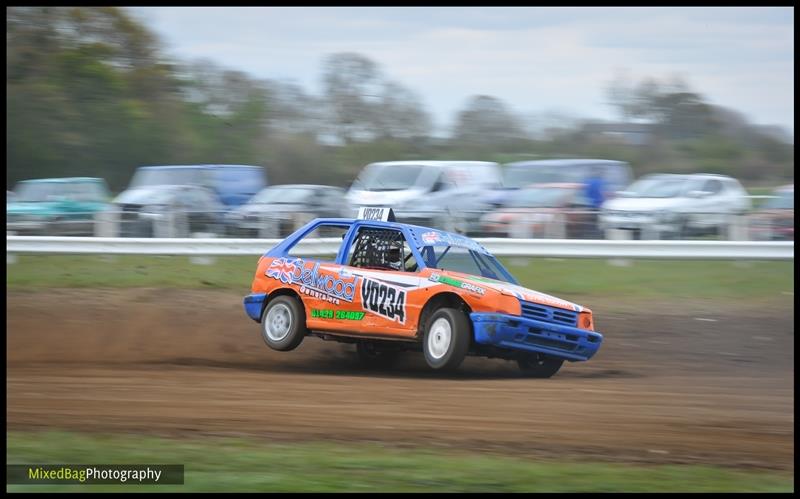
[128,7,794,137]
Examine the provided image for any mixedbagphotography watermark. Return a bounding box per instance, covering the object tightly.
[6,465,184,485]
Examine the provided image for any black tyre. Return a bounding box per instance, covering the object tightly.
[260,295,307,351]
[422,308,471,371]
[517,354,564,378]
[355,341,400,368]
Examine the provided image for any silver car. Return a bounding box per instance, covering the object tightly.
[600,173,751,239]
[226,184,349,237]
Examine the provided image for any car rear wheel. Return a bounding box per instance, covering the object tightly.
[423,308,470,371]
[517,354,564,378]
[261,295,307,351]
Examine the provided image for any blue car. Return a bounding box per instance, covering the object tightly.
[244,208,603,377]
[7,177,111,235]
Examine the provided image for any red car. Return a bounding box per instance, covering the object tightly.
[750,185,794,241]
[479,183,595,238]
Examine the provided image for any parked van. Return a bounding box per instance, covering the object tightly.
[124,164,267,209]
[346,160,502,234]
[501,159,633,203]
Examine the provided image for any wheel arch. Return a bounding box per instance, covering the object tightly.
[261,287,305,322]
[417,291,473,340]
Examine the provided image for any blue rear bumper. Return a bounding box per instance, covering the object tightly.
[243,293,268,322]
[470,312,603,362]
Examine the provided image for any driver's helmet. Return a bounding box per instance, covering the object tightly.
[386,245,403,271]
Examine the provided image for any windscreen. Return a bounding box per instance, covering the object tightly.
[14,181,107,202]
[353,164,427,191]
[130,168,207,188]
[115,186,176,205]
[250,187,314,204]
[504,165,584,188]
[762,190,793,209]
[506,187,573,208]
[426,246,516,284]
[626,176,689,198]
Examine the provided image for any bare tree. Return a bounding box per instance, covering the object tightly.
[321,52,384,143]
[452,95,526,145]
[372,81,432,139]
[264,80,325,137]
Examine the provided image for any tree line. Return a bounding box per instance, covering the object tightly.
[6,7,793,193]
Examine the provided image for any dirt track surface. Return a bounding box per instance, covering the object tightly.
[7,288,795,470]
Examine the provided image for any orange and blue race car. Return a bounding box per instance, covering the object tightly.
[243,208,603,377]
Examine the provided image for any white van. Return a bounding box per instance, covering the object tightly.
[346,161,502,233]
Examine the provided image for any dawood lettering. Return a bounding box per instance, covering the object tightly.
[245,211,603,377]
[266,257,359,305]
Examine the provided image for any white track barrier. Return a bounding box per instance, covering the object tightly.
[6,236,794,260]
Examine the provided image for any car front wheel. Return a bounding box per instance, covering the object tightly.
[422,308,471,371]
[261,295,307,351]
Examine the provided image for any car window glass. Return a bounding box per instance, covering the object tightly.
[432,174,456,193]
[702,179,723,194]
[286,224,350,261]
[328,189,343,204]
[348,227,418,272]
[182,189,206,209]
[199,189,221,211]
[762,190,793,209]
[571,191,592,207]
[60,182,106,202]
[628,177,687,198]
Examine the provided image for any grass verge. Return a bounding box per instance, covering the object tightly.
[6,254,793,303]
[6,431,793,492]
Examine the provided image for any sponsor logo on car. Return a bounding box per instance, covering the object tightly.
[361,277,407,324]
[429,273,485,296]
[421,231,440,244]
[266,257,359,305]
[311,309,365,320]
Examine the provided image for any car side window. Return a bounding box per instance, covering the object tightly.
[348,227,419,272]
[319,189,335,208]
[328,189,343,205]
[200,189,222,212]
[182,189,208,210]
[432,174,456,193]
[286,223,350,261]
[702,179,723,195]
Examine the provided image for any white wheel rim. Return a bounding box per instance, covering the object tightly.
[428,317,452,360]
[265,303,292,341]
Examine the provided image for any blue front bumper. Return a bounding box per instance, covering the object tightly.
[243,293,268,322]
[470,312,603,362]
